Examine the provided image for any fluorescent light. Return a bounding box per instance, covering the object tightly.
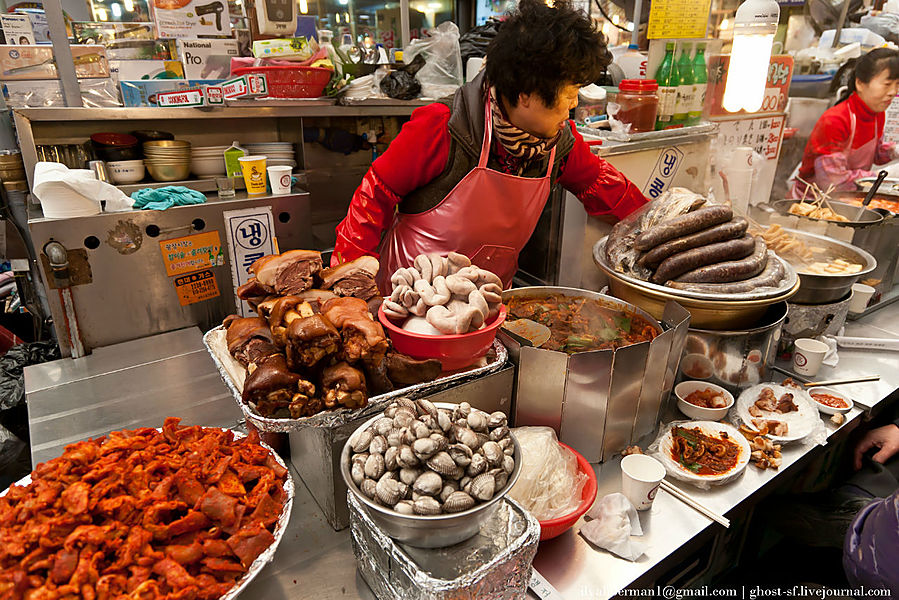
[299,0,307,12]
[427,1,441,7]
[722,0,779,113]
[110,2,122,17]
[720,18,730,30]
[95,7,108,20]
[123,0,133,10]
[611,14,619,25]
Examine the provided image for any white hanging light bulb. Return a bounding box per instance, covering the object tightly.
[722,0,780,113]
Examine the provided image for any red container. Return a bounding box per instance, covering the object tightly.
[378,305,506,372]
[232,66,332,99]
[616,79,659,133]
[538,442,598,541]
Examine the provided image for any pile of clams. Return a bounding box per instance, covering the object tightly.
[348,398,515,516]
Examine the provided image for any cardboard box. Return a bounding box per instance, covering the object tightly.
[0,15,35,45]
[176,39,239,80]
[152,0,232,39]
[110,60,184,82]
[20,11,49,43]
[119,78,222,106]
[251,37,311,60]
[221,73,267,99]
[0,46,110,81]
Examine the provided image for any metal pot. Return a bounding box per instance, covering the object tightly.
[779,228,876,304]
[779,294,851,360]
[499,286,691,462]
[678,301,788,395]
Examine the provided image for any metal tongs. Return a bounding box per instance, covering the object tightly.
[855,169,888,220]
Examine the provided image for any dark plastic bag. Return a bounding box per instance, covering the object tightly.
[459,18,501,64]
[0,340,60,411]
[380,54,426,100]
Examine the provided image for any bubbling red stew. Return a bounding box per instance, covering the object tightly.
[505,294,658,354]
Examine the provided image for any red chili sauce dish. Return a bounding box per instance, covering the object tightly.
[810,392,849,409]
[670,426,740,476]
[683,388,729,409]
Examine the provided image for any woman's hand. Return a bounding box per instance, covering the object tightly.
[853,423,899,469]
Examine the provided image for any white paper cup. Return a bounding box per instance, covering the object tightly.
[792,338,829,377]
[267,165,292,195]
[621,454,665,511]
[848,283,875,314]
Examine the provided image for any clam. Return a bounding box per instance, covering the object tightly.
[443,491,476,513]
[427,451,464,479]
[412,471,443,496]
[384,405,397,419]
[379,470,397,482]
[364,453,385,480]
[394,408,415,428]
[384,446,399,471]
[466,453,487,477]
[395,397,418,412]
[487,411,507,429]
[373,417,394,436]
[361,478,378,500]
[453,425,480,450]
[416,398,437,418]
[376,477,403,506]
[456,402,472,419]
[489,426,509,442]
[399,467,421,485]
[351,452,369,468]
[489,467,508,490]
[481,441,503,467]
[467,411,488,432]
[475,432,491,449]
[397,445,419,469]
[470,472,496,501]
[352,430,373,453]
[502,454,515,475]
[412,421,430,440]
[420,414,438,431]
[448,443,473,467]
[439,482,459,502]
[413,496,442,515]
[499,437,514,455]
[402,428,418,445]
[437,409,453,432]
[459,476,471,490]
[351,461,365,486]
[429,432,448,453]
[369,435,388,456]
[387,428,405,447]
[412,437,440,460]
[394,500,415,515]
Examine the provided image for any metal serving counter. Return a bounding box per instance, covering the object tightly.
[19,301,899,599]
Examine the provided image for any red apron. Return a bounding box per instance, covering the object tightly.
[377,98,556,294]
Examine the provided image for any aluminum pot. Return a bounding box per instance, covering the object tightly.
[340,402,522,549]
[779,293,850,360]
[779,228,876,304]
[677,301,788,394]
[499,286,692,463]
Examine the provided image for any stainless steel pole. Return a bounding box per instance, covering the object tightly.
[43,0,83,107]
[400,0,411,49]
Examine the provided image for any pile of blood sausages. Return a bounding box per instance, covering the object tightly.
[633,205,785,294]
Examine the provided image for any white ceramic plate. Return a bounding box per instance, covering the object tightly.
[658,420,751,484]
[736,383,818,443]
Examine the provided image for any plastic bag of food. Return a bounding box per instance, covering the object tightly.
[508,426,586,520]
[403,22,464,99]
[380,54,425,100]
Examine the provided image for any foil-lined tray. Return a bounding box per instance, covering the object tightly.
[203,326,509,432]
[349,491,539,600]
[0,428,294,600]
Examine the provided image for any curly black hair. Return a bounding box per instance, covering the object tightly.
[485,0,611,108]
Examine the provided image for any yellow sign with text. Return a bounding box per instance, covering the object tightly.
[159,231,224,277]
[174,269,220,306]
[648,0,712,39]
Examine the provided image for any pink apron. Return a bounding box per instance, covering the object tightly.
[788,110,878,198]
[376,97,556,294]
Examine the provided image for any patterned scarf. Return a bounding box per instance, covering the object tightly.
[488,87,561,176]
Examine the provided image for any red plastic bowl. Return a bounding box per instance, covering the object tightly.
[378,304,506,372]
[538,442,598,541]
[90,132,139,147]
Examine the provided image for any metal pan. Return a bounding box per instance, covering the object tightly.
[778,228,876,304]
[772,199,883,227]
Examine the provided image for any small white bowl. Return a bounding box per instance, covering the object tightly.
[190,156,226,177]
[107,160,145,184]
[807,387,853,415]
[674,380,735,421]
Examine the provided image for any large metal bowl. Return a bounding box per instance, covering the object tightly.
[779,228,876,304]
[341,403,522,549]
[772,199,883,227]
[593,238,799,330]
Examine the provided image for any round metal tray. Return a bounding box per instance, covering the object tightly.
[779,228,876,304]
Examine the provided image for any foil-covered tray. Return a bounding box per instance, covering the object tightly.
[0,428,294,600]
[203,326,509,432]
[349,491,540,600]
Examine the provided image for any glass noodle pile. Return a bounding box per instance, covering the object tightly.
[508,427,587,520]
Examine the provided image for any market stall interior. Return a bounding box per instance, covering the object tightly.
[1,0,898,597]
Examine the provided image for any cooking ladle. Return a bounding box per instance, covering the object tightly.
[855,169,888,220]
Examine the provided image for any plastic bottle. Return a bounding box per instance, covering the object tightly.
[655,43,677,130]
[689,44,708,126]
[617,43,648,79]
[318,29,342,76]
[673,44,694,127]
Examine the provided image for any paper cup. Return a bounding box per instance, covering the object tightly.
[621,454,665,511]
[792,338,828,377]
[239,155,267,195]
[848,283,875,314]
[267,165,292,195]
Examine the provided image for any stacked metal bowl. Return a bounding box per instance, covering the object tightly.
[143,140,191,182]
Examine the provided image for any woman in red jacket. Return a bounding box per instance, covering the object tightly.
[789,48,899,199]
[333,0,647,292]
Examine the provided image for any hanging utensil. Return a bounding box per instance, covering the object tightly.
[854,169,888,220]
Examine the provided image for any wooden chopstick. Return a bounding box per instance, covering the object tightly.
[803,375,880,387]
[660,480,730,528]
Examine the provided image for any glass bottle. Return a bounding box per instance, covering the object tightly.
[673,43,694,126]
[655,42,677,130]
[689,44,708,126]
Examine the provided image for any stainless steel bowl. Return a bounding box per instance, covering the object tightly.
[341,402,522,548]
[593,238,799,330]
[145,161,190,181]
[772,199,883,227]
[779,228,876,304]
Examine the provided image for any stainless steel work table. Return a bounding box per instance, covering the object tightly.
[18,302,899,599]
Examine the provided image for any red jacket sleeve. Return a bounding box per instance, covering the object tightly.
[557,123,648,222]
[333,103,452,265]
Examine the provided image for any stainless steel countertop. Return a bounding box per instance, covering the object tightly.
[17,303,899,599]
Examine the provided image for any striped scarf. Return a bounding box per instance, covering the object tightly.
[489,87,561,173]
